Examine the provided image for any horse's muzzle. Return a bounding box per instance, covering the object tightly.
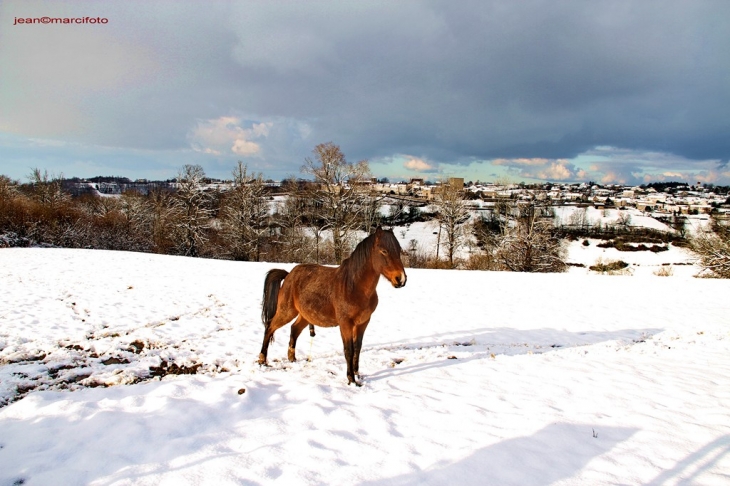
[393,273,407,288]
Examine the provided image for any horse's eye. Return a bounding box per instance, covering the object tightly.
[379,249,388,256]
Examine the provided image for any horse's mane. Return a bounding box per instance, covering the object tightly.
[340,229,401,292]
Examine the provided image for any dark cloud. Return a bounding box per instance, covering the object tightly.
[219,0,730,166]
[1,1,729,180]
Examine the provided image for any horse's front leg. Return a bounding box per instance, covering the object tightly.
[352,320,370,378]
[339,322,359,386]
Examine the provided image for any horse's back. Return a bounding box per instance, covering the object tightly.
[284,263,344,327]
[286,263,338,283]
[285,263,339,300]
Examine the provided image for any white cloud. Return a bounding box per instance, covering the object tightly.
[493,158,583,181]
[232,139,260,156]
[403,156,436,172]
[534,161,573,180]
[250,122,272,138]
[188,117,272,157]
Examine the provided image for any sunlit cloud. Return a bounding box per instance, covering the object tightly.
[403,156,437,172]
[187,117,272,157]
[599,170,629,185]
[493,158,585,181]
[232,139,261,156]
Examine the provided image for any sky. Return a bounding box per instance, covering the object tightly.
[1,0,729,185]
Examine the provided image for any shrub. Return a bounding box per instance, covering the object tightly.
[464,252,497,270]
[589,258,631,275]
[653,266,674,277]
[597,239,668,252]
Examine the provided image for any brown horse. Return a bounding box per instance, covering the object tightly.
[259,227,407,385]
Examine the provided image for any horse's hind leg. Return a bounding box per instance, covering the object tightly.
[258,306,297,366]
[288,315,311,362]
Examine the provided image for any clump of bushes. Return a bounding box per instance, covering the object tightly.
[654,266,674,277]
[597,239,668,252]
[589,259,630,274]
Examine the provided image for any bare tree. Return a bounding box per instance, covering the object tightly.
[27,168,69,209]
[361,194,384,235]
[470,212,502,270]
[107,191,156,252]
[0,175,18,201]
[220,162,269,261]
[146,187,177,253]
[494,202,567,272]
[616,210,632,229]
[120,191,152,234]
[670,213,688,239]
[78,192,121,218]
[302,142,372,264]
[274,180,316,263]
[171,164,212,257]
[433,180,469,268]
[568,207,589,230]
[691,218,730,278]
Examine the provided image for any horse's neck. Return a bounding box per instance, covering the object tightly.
[357,266,380,295]
[339,260,379,297]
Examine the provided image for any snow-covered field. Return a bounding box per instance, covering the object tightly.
[1,247,729,485]
[390,206,708,268]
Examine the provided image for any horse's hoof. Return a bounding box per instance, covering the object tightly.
[257,354,268,366]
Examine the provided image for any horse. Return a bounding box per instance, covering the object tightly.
[259,227,407,386]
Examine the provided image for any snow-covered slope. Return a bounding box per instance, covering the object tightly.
[0,248,728,485]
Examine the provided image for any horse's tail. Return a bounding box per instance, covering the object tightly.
[261,269,289,342]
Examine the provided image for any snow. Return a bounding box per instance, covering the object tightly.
[1,248,729,485]
[553,206,673,233]
[564,239,699,277]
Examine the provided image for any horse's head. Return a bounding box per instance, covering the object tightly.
[373,227,407,288]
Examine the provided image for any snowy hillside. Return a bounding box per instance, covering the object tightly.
[385,206,707,268]
[0,248,729,485]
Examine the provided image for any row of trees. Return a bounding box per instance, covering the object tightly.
[0,144,385,265]
[3,142,728,276]
[1,144,564,271]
